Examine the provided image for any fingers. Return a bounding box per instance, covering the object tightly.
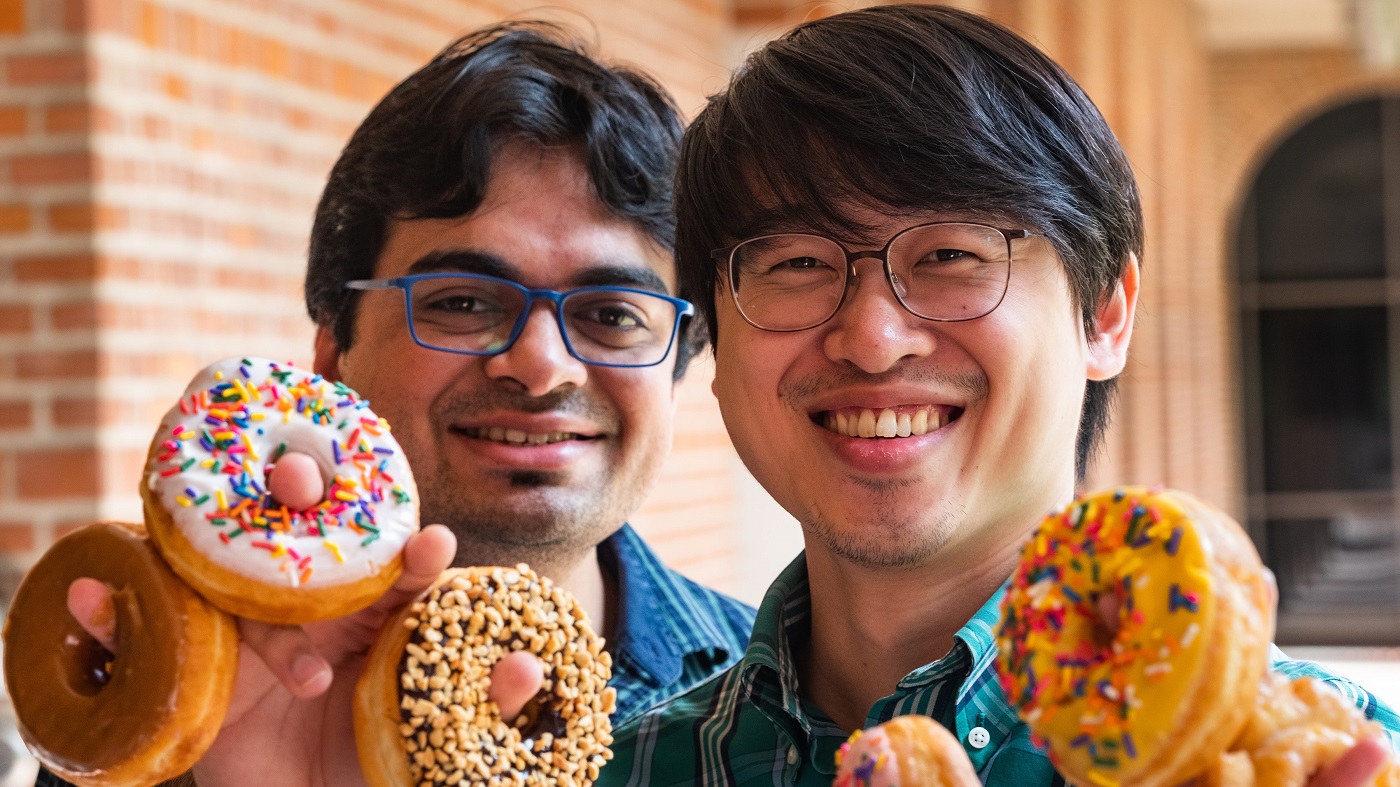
[238,618,334,699]
[362,524,457,616]
[1308,737,1389,787]
[489,651,545,722]
[265,451,326,511]
[1096,592,1122,633]
[67,578,117,652]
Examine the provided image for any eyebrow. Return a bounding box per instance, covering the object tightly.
[403,249,670,294]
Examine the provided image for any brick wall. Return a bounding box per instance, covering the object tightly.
[0,0,739,591]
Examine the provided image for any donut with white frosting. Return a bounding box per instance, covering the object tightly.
[142,356,418,624]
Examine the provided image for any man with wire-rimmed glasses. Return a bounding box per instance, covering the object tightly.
[41,21,754,787]
[604,5,1400,786]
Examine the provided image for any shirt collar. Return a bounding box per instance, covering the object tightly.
[601,523,740,687]
[736,555,1018,763]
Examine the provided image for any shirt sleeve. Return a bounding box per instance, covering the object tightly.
[1270,645,1400,751]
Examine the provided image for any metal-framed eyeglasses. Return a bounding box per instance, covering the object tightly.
[345,273,695,368]
[712,221,1032,332]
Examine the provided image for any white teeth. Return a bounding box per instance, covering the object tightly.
[857,409,876,438]
[875,408,897,438]
[464,428,580,445]
[911,409,928,435]
[822,406,951,439]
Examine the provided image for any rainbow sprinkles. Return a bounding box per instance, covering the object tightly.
[146,357,417,590]
[994,487,1217,787]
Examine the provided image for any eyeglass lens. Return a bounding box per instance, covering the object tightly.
[729,223,1012,330]
[406,276,680,365]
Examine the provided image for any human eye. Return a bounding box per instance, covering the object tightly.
[410,279,514,332]
[735,236,840,279]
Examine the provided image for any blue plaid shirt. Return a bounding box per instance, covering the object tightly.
[603,553,1400,787]
[34,523,755,787]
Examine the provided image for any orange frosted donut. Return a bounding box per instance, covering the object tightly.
[833,716,979,787]
[995,487,1274,787]
[2,522,238,787]
[355,565,615,787]
[142,356,419,624]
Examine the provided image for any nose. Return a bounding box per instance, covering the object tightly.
[481,301,590,397]
[822,257,937,373]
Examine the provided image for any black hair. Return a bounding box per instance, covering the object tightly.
[676,4,1143,477]
[306,21,697,378]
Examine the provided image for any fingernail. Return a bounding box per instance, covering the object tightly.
[292,653,327,687]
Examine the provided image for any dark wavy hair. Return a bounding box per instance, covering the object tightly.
[676,4,1144,478]
[306,22,696,377]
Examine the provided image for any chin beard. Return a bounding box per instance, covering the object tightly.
[803,496,963,570]
[418,474,623,571]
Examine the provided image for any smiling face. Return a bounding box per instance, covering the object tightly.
[316,144,680,567]
[712,206,1135,570]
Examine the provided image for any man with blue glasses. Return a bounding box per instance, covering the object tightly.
[40,21,753,787]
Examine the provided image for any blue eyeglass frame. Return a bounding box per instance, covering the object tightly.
[345,272,696,369]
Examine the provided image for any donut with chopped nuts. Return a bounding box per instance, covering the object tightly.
[355,565,616,787]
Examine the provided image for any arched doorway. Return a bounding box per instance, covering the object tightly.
[1238,96,1400,645]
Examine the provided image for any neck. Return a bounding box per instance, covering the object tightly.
[797,535,1024,732]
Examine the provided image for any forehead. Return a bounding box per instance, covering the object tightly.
[375,145,676,293]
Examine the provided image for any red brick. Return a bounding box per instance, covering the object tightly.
[0,400,30,429]
[14,253,96,282]
[0,204,31,234]
[0,304,32,333]
[51,398,106,427]
[48,202,126,233]
[0,524,34,553]
[139,0,164,48]
[44,103,92,133]
[5,52,88,85]
[17,448,100,499]
[16,349,98,379]
[50,301,96,330]
[0,106,25,135]
[11,150,94,185]
[0,1,23,34]
[163,74,189,101]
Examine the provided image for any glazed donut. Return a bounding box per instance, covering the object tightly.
[355,565,616,787]
[1201,673,1400,787]
[833,715,979,787]
[1,521,238,787]
[142,356,419,624]
[995,486,1274,787]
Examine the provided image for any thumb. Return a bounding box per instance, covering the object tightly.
[489,651,545,722]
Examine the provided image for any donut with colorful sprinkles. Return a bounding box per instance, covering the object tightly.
[994,486,1274,787]
[141,356,419,624]
[833,715,979,787]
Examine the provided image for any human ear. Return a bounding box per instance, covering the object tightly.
[312,325,344,382]
[1086,254,1139,381]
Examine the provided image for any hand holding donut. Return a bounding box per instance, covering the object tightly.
[3,358,557,787]
[996,486,1398,787]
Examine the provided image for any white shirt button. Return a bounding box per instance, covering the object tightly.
[967,726,991,749]
[786,746,799,765]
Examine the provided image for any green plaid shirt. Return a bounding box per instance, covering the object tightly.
[602,553,1400,787]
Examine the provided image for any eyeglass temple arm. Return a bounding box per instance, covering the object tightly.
[344,279,401,291]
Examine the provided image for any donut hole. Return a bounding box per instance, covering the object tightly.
[1091,592,1124,650]
[60,628,114,696]
[514,696,566,741]
[262,426,337,510]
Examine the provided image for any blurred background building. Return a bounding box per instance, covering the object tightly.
[2,0,1400,777]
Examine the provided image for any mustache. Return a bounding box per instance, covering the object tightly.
[780,367,989,404]
[432,386,619,429]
